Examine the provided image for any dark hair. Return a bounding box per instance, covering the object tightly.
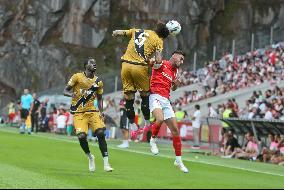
[84,57,95,69]
[195,105,200,110]
[172,50,186,57]
[155,22,169,39]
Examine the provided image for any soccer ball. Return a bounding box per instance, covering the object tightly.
[166,20,181,36]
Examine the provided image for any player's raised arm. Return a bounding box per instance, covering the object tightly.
[154,50,163,65]
[112,30,131,37]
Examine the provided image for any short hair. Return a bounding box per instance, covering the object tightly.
[172,50,186,57]
[155,22,170,39]
[84,57,95,69]
[195,104,200,110]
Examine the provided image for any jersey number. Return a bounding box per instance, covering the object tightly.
[134,30,149,61]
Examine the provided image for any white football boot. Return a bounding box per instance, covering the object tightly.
[174,160,189,173]
[150,137,159,155]
[104,164,114,172]
[117,140,129,148]
[87,154,95,172]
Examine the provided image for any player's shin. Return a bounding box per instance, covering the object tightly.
[96,129,109,158]
[77,133,91,155]
[151,122,161,138]
[173,135,182,159]
[125,99,135,124]
[96,129,114,171]
[141,96,150,123]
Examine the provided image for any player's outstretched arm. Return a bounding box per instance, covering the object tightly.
[63,85,73,97]
[112,30,128,37]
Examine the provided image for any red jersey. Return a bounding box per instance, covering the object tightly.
[150,60,178,99]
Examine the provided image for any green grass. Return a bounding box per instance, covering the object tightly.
[0,127,283,189]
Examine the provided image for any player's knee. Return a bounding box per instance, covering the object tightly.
[95,128,105,139]
[141,95,150,119]
[77,132,87,140]
[141,95,149,108]
[125,99,135,113]
[156,118,164,126]
[171,127,179,136]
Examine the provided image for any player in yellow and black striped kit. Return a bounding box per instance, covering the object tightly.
[63,57,113,172]
[112,22,171,136]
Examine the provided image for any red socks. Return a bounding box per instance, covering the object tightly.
[151,123,182,156]
[173,136,182,156]
[151,122,161,138]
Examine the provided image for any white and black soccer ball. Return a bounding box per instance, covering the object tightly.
[166,20,181,36]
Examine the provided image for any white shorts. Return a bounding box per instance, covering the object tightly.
[150,94,175,120]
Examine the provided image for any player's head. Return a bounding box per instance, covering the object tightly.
[84,57,97,72]
[171,50,186,68]
[24,89,29,95]
[154,21,170,39]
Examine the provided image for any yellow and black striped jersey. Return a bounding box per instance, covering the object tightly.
[67,72,103,114]
[121,29,163,65]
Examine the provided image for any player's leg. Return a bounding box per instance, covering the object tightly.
[121,62,137,125]
[149,108,164,155]
[163,103,189,173]
[148,94,164,155]
[124,92,136,125]
[19,109,28,134]
[74,114,95,172]
[94,128,113,172]
[91,113,113,172]
[118,120,130,148]
[165,117,189,173]
[134,65,151,127]
[140,91,151,126]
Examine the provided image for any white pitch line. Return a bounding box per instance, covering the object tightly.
[1,128,284,177]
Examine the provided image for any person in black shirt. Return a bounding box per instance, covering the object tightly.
[31,93,41,133]
[39,98,49,132]
[224,129,241,157]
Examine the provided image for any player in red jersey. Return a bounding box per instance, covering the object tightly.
[149,50,189,173]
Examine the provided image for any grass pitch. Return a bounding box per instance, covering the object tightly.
[0,127,283,189]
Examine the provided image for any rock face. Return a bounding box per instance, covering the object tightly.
[0,0,284,107]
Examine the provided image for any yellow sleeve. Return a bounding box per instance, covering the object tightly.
[67,74,78,87]
[97,81,104,95]
[156,38,163,52]
[125,28,135,37]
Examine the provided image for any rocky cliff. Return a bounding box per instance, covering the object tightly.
[0,0,284,107]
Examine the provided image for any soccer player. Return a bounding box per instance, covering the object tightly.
[149,50,189,173]
[63,58,113,172]
[112,21,181,137]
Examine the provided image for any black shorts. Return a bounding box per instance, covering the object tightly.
[21,109,29,120]
[120,117,129,130]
